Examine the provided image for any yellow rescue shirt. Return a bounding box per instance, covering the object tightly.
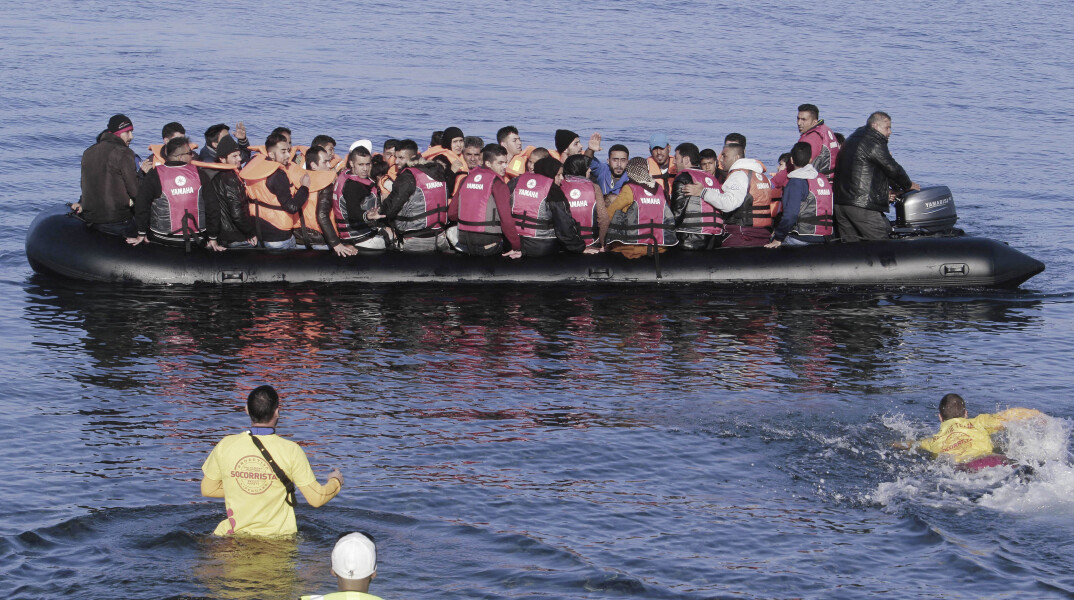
[202,433,338,536]
[918,408,1041,463]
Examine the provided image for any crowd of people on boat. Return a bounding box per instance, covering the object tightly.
[75,105,920,259]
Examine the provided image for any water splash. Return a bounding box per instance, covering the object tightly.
[870,413,1074,514]
[978,416,1074,513]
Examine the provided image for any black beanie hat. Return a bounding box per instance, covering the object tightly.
[215,135,240,160]
[554,129,579,153]
[108,114,133,134]
[554,129,578,153]
[533,156,562,179]
[441,127,464,149]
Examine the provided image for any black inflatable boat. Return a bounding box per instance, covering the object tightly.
[25,187,1044,288]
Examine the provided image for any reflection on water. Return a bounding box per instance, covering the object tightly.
[21,282,1045,402]
[196,536,301,600]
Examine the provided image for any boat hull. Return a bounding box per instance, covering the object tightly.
[26,207,1045,288]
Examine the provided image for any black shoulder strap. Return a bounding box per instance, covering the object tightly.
[249,432,296,507]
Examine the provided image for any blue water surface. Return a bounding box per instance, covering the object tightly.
[1,1,1073,598]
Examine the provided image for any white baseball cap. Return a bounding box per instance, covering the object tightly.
[349,139,373,153]
[332,532,377,580]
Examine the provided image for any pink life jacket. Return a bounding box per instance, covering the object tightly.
[607,182,677,246]
[678,168,724,236]
[799,122,840,178]
[396,166,448,233]
[456,166,501,235]
[332,171,379,241]
[510,173,555,239]
[153,163,203,236]
[561,176,599,246]
[794,172,835,237]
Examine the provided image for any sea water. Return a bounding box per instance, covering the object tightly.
[2,1,1073,598]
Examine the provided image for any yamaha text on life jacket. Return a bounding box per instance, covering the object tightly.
[457,166,503,235]
[607,182,678,246]
[560,175,601,246]
[678,168,724,236]
[511,173,556,239]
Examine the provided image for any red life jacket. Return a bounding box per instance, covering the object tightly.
[607,182,677,246]
[153,163,204,236]
[799,122,840,177]
[561,176,599,246]
[794,172,835,236]
[395,166,447,233]
[678,168,724,236]
[332,171,379,241]
[511,173,555,239]
[456,166,502,235]
[725,168,774,229]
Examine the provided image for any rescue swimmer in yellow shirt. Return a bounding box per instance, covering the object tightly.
[901,393,1044,472]
[201,385,343,536]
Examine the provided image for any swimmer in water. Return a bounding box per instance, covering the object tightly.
[899,393,1044,470]
[301,532,382,600]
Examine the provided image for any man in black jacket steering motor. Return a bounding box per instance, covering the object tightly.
[833,111,920,242]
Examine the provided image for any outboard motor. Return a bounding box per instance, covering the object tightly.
[892,185,959,236]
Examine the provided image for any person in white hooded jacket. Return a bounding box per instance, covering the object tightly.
[681,143,773,247]
[765,142,835,248]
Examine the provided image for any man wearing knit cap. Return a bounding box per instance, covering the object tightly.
[508,156,587,257]
[212,135,258,247]
[553,129,583,160]
[440,127,465,155]
[301,532,382,600]
[75,114,140,236]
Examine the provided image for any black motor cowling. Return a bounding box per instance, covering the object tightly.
[893,185,958,235]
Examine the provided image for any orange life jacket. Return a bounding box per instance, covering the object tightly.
[190,159,239,172]
[378,164,398,198]
[149,141,198,166]
[647,156,678,198]
[725,168,775,229]
[247,144,300,163]
[291,169,337,236]
[239,155,296,231]
[421,147,469,174]
[505,146,535,178]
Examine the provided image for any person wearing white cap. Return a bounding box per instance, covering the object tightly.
[350,139,373,153]
[301,532,383,600]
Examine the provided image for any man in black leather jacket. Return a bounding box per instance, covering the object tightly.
[211,135,258,247]
[833,111,919,242]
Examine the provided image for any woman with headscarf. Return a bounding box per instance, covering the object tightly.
[605,157,679,258]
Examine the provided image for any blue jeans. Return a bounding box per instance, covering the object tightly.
[263,237,296,250]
